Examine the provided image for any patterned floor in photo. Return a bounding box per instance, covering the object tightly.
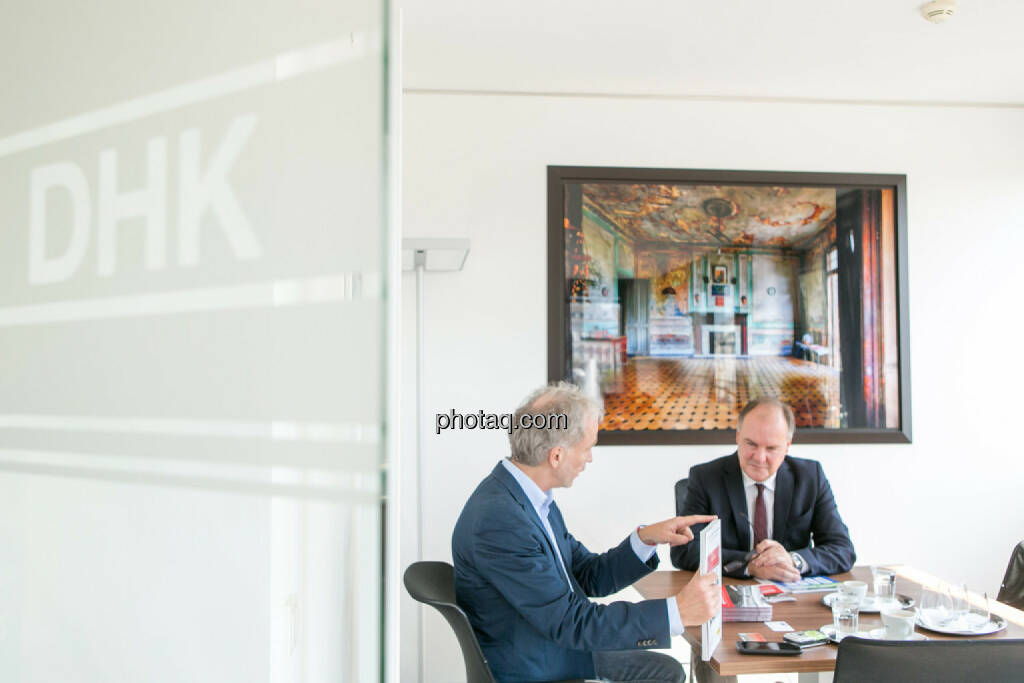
[600,356,840,431]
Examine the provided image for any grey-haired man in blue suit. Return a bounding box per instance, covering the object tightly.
[453,382,719,683]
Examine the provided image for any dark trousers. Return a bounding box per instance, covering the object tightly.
[593,649,685,683]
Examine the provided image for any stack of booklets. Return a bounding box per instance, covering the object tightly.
[766,576,840,593]
[721,584,773,622]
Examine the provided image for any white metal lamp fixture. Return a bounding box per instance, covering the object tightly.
[401,238,471,272]
[401,237,470,683]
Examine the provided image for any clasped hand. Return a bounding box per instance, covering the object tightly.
[745,539,801,582]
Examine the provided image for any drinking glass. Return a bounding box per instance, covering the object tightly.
[965,592,991,631]
[947,583,969,630]
[831,594,860,639]
[919,584,954,628]
[872,567,897,606]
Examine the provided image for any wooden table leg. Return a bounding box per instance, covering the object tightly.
[689,644,737,683]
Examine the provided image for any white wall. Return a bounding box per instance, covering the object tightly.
[401,92,1024,681]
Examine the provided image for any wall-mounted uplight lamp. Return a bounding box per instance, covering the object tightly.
[402,238,471,273]
[401,237,470,683]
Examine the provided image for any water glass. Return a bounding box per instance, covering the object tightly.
[965,592,991,631]
[919,584,953,628]
[947,583,969,629]
[832,594,860,639]
[872,567,897,606]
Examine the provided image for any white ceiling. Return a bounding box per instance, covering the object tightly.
[402,0,1024,105]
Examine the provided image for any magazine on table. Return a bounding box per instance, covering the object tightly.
[699,519,722,661]
[721,584,773,622]
[758,575,840,593]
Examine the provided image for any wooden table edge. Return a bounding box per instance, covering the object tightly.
[634,565,1024,677]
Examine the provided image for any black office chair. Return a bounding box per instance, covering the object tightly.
[403,561,589,683]
[833,636,1024,682]
[668,478,690,569]
[997,540,1024,610]
[674,477,689,516]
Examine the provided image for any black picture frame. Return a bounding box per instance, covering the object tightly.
[547,166,912,445]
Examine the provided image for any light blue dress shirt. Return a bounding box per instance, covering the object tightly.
[500,459,684,636]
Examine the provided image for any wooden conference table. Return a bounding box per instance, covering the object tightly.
[633,565,1024,682]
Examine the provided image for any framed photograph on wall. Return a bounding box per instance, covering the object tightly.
[547,166,912,444]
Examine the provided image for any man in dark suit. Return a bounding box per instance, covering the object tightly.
[453,382,719,683]
[671,397,855,581]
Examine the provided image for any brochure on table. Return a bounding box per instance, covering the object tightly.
[699,519,722,661]
[758,576,840,593]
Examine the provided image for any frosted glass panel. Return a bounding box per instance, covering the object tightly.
[0,2,388,682]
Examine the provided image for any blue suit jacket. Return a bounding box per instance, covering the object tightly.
[670,453,856,577]
[452,462,670,683]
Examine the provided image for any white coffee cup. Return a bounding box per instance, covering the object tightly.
[881,608,916,639]
[840,580,868,603]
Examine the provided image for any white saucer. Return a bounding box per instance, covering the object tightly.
[819,624,871,643]
[821,592,914,612]
[867,627,928,641]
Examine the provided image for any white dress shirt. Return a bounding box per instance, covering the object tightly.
[740,467,809,574]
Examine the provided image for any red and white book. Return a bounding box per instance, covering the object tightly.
[699,519,722,661]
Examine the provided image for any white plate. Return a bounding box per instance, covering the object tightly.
[915,613,1007,636]
[821,592,915,612]
[820,624,929,643]
[819,624,872,643]
[867,627,928,641]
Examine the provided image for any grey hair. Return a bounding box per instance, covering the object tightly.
[508,382,604,466]
[738,396,795,439]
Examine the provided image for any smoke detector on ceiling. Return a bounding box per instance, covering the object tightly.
[921,0,956,23]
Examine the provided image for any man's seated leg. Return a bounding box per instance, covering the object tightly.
[592,649,685,683]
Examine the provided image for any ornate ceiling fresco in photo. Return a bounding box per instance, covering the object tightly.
[582,184,836,248]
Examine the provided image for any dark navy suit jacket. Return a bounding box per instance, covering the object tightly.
[670,453,855,577]
[452,462,670,683]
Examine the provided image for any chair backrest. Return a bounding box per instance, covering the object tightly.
[833,636,1024,683]
[404,561,497,683]
[674,477,689,516]
[997,540,1024,610]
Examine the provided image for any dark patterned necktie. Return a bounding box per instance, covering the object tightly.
[753,483,768,547]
